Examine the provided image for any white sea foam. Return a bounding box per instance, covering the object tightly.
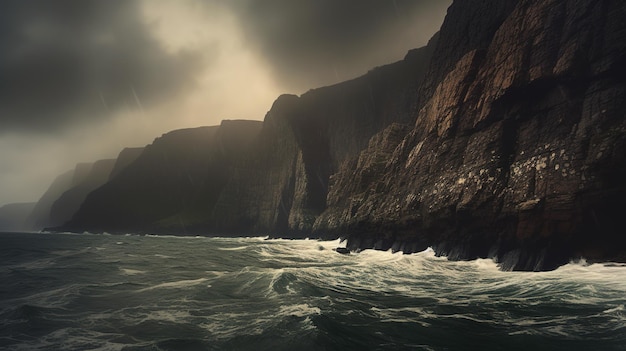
[603,305,624,314]
[137,278,209,292]
[119,268,146,275]
[277,304,321,318]
[154,253,173,259]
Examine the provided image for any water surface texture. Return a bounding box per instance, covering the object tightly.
[1,232,625,350]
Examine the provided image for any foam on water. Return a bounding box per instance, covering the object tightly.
[137,278,209,292]
[119,268,146,275]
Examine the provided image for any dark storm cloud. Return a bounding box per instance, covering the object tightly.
[0,0,203,132]
[223,0,450,89]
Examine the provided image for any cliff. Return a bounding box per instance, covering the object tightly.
[0,202,36,232]
[26,170,74,230]
[314,0,626,270]
[48,159,116,227]
[207,39,437,236]
[109,147,144,179]
[41,0,626,270]
[60,120,263,233]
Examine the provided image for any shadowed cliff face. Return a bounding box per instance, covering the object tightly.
[315,0,626,270]
[60,121,263,233]
[27,149,144,231]
[110,147,145,180]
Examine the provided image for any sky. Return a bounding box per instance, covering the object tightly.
[0,0,451,206]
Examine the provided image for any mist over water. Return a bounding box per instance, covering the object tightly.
[1,232,625,350]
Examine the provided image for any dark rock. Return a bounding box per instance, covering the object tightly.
[335,247,351,255]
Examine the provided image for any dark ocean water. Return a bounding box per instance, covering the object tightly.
[1,232,625,351]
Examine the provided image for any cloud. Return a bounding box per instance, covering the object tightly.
[0,0,450,206]
[0,0,204,132]
[222,0,451,90]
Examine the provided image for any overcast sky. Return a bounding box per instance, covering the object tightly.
[0,0,450,206]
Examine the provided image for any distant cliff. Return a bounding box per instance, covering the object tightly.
[27,148,144,230]
[0,202,35,232]
[48,159,116,227]
[26,161,97,230]
[60,120,263,233]
[26,169,74,230]
[46,0,626,270]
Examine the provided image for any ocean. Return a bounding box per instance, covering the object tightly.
[1,232,625,351]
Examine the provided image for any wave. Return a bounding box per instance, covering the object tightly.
[119,268,146,275]
[136,278,209,292]
[2,233,626,350]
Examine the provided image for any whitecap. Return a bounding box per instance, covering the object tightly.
[119,268,146,275]
[603,305,624,314]
[137,278,209,292]
[277,304,321,318]
[154,254,173,259]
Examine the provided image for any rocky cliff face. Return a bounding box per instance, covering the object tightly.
[314,0,626,270]
[60,120,263,233]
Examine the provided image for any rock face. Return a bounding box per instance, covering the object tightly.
[0,202,36,232]
[60,120,263,233]
[314,0,626,270]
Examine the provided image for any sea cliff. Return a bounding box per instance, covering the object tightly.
[45,0,626,270]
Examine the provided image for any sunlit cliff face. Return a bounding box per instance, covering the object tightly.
[0,0,450,206]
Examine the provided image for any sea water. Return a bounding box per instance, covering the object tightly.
[1,232,625,350]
